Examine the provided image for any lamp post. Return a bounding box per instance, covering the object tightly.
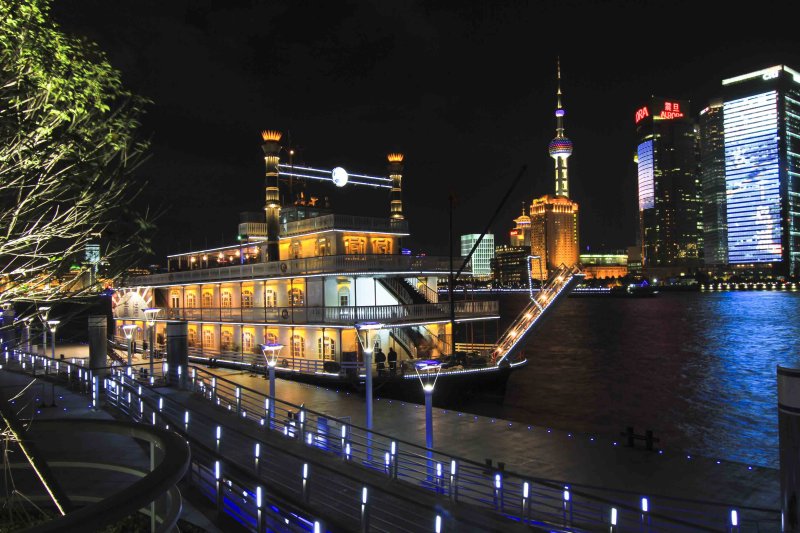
[356,321,383,460]
[122,325,137,367]
[414,359,442,481]
[38,306,51,355]
[260,342,283,429]
[46,320,59,360]
[143,308,161,379]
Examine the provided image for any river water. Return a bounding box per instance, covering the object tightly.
[462,291,800,469]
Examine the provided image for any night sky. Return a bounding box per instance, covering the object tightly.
[53,1,800,264]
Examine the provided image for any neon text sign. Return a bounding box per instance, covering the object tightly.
[635,106,650,124]
[659,101,684,120]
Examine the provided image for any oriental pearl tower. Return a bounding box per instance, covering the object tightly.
[548,58,573,198]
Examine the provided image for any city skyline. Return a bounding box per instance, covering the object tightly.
[52,1,800,263]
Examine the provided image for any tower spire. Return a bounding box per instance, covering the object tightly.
[548,57,573,197]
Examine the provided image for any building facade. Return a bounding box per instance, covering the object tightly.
[699,99,727,266]
[492,245,530,287]
[635,97,702,273]
[530,195,579,279]
[460,234,495,278]
[718,65,800,277]
[579,253,628,279]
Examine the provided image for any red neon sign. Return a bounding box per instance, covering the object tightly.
[659,101,684,120]
[635,106,650,124]
[510,230,520,236]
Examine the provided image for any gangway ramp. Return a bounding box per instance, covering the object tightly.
[492,264,584,365]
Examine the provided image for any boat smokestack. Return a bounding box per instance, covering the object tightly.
[388,152,404,228]
[261,130,282,261]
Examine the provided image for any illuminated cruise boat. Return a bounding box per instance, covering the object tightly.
[113,130,582,401]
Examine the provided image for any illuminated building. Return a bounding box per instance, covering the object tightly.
[634,97,702,274]
[492,245,530,287]
[718,65,800,277]
[460,234,495,279]
[113,135,499,367]
[522,59,580,279]
[510,206,531,248]
[699,99,727,266]
[579,253,628,280]
[530,195,579,279]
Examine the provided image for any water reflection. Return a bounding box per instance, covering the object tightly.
[474,291,800,468]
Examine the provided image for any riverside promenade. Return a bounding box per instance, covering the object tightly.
[45,344,779,513]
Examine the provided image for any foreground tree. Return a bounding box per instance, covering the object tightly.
[0,0,153,307]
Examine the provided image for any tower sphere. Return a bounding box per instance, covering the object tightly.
[548,137,573,158]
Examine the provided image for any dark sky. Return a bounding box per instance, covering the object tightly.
[53,0,800,263]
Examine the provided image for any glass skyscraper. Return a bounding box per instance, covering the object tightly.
[699,100,727,266]
[716,65,800,277]
[634,97,703,271]
[460,234,495,278]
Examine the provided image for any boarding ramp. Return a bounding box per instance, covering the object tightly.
[492,264,584,365]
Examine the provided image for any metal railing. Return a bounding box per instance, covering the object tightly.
[129,300,498,326]
[280,213,409,237]
[126,254,463,287]
[182,365,779,533]
[2,349,781,531]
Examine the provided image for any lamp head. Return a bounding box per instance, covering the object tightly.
[355,322,384,352]
[260,342,283,367]
[46,319,60,333]
[143,307,161,326]
[38,306,51,320]
[414,359,443,392]
[122,324,137,340]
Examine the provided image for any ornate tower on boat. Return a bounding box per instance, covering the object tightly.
[261,130,282,261]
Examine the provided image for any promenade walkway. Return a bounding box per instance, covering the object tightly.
[0,361,220,532]
[38,344,780,528]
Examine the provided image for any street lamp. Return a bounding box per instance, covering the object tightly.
[122,325,137,367]
[414,359,442,481]
[38,306,51,355]
[414,359,442,450]
[260,342,283,429]
[46,320,59,360]
[356,321,384,455]
[143,308,161,379]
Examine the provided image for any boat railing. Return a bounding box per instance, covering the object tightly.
[126,301,497,326]
[280,213,409,237]
[126,254,461,286]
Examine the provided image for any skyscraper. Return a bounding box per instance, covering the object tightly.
[549,59,574,198]
[634,97,702,273]
[699,99,727,266]
[460,234,495,278]
[717,65,800,277]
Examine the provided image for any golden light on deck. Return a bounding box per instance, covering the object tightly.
[387,153,404,162]
[261,130,282,142]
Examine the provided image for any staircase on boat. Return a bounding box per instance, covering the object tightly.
[491,264,584,365]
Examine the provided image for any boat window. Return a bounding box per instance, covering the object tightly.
[291,242,302,259]
[221,329,233,350]
[242,289,254,308]
[221,290,232,308]
[265,289,277,308]
[344,237,366,255]
[202,328,214,348]
[289,288,304,306]
[338,286,350,307]
[371,238,392,255]
[291,335,305,358]
[188,328,197,347]
[316,237,331,256]
[265,331,278,345]
[243,330,254,351]
[187,293,197,308]
[202,291,213,308]
[318,336,335,360]
[170,290,180,308]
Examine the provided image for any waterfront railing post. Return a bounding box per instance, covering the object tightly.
[302,463,310,503]
[450,460,459,502]
[779,366,800,532]
[522,481,530,523]
[215,461,223,520]
[360,486,370,532]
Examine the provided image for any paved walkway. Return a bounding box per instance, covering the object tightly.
[43,345,780,511]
